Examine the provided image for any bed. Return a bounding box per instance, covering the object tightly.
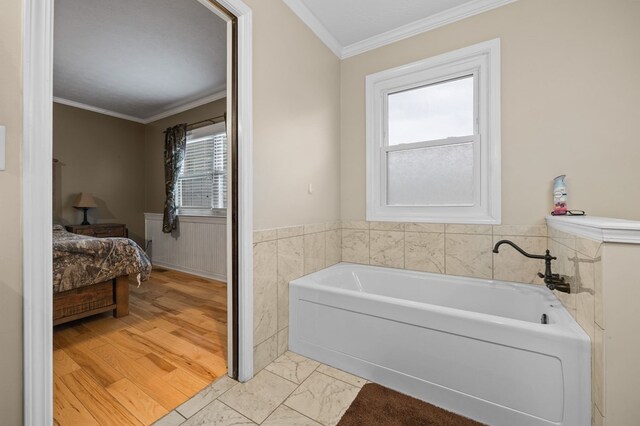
[52,224,152,325]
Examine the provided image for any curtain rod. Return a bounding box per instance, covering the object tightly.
[162,114,225,134]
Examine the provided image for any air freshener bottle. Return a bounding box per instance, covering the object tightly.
[553,175,568,215]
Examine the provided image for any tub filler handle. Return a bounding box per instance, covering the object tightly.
[493,240,571,293]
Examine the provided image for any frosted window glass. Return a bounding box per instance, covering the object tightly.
[387,143,474,206]
[388,76,474,145]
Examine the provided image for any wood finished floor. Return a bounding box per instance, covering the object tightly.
[53,269,228,426]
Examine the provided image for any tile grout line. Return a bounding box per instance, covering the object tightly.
[264,361,327,425]
[263,357,364,415]
[216,399,257,424]
[252,372,301,425]
[491,227,495,280]
[313,369,364,390]
[279,364,359,426]
[443,227,447,274]
[277,402,326,426]
[179,378,240,422]
[274,233,280,357]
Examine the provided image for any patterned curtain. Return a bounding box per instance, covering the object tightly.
[162,123,188,233]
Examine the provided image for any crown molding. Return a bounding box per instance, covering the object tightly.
[342,0,519,58]
[52,97,147,123]
[143,89,227,123]
[281,0,343,58]
[53,89,227,124]
[546,215,640,244]
[284,0,518,60]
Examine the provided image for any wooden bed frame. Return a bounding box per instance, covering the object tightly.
[53,275,130,326]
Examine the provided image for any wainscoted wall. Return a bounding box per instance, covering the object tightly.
[341,221,548,285]
[252,223,341,373]
[145,213,227,281]
[547,227,603,425]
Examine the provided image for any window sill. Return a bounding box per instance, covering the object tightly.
[367,210,500,225]
[178,212,227,219]
[177,208,227,218]
[144,212,226,225]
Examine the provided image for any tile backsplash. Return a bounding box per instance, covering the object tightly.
[252,223,341,373]
[547,226,603,422]
[341,221,548,284]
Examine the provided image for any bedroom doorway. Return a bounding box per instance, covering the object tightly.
[51,1,238,423]
[23,0,253,424]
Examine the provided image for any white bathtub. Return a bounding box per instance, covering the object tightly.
[289,263,590,426]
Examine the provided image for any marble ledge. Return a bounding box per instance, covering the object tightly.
[546,215,640,244]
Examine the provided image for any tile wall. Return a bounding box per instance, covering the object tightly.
[252,223,341,373]
[341,221,548,284]
[547,227,603,426]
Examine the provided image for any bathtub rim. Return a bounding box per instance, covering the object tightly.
[291,262,589,340]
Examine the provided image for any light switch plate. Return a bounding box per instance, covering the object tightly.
[0,125,5,171]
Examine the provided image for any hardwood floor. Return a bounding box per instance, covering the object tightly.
[53,269,228,425]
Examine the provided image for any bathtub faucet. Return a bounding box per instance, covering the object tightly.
[492,240,570,293]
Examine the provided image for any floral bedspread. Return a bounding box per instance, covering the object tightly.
[53,225,152,293]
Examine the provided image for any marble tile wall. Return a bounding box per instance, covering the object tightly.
[253,223,342,374]
[547,227,603,426]
[341,221,548,284]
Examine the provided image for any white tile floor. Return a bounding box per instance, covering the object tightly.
[153,351,366,426]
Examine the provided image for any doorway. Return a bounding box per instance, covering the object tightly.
[22,0,253,424]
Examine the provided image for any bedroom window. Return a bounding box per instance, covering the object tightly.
[177,122,227,216]
[366,39,501,224]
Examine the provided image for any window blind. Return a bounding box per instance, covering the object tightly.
[177,129,227,211]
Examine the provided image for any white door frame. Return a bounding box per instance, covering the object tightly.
[22,0,253,424]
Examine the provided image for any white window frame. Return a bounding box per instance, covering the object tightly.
[366,39,501,224]
[177,122,228,218]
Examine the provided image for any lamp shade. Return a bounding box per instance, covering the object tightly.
[73,192,97,208]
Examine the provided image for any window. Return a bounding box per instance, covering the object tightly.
[366,39,501,224]
[177,122,227,216]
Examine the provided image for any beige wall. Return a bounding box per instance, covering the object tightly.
[0,0,23,423]
[245,0,341,230]
[53,104,146,243]
[340,0,640,224]
[53,99,227,244]
[600,243,640,426]
[144,99,226,214]
[245,0,341,373]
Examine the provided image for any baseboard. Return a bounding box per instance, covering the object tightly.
[152,261,227,283]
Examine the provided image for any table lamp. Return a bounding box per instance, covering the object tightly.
[73,192,97,225]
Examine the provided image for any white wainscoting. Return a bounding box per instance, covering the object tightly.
[144,213,227,282]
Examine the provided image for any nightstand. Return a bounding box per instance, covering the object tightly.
[66,223,128,238]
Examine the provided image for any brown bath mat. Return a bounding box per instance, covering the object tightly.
[338,383,485,426]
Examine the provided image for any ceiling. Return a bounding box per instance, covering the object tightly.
[53,0,517,121]
[283,0,518,58]
[54,0,227,123]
